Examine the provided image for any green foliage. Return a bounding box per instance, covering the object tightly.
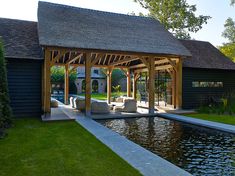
[0,39,12,137]
[222,17,235,43]
[231,0,235,6]
[101,68,126,88]
[51,66,77,94]
[219,43,235,62]
[197,93,235,115]
[111,69,126,86]
[112,85,122,97]
[134,0,211,39]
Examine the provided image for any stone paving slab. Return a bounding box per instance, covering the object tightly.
[158,113,235,134]
[76,117,192,176]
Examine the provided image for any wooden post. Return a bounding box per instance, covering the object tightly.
[64,64,69,105]
[176,58,182,109]
[148,57,155,114]
[127,68,131,97]
[107,67,113,104]
[85,53,92,116]
[172,69,176,109]
[133,73,137,100]
[44,48,51,114]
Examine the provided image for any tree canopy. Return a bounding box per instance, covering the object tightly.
[134,0,211,39]
[222,17,235,43]
[231,0,235,6]
[219,43,235,62]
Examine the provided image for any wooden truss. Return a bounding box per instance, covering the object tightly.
[42,46,183,116]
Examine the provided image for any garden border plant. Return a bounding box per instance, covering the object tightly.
[197,92,235,115]
[0,38,12,138]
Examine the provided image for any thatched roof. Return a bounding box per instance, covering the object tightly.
[37,1,191,57]
[0,18,43,59]
[180,39,235,70]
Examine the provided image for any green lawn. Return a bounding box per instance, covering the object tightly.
[79,92,126,101]
[0,118,141,176]
[184,113,235,125]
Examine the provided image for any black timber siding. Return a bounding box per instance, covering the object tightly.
[6,58,42,118]
[182,67,235,109]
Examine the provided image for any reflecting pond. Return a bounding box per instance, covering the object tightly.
[98,117,235,176]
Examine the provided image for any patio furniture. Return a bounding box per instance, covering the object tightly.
[91,102,110,114]
[75,98,86,111]
[51,99,58,108]
[70,97,75,108]
[114,98,137,113]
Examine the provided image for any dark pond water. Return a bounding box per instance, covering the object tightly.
[98,117,235,176]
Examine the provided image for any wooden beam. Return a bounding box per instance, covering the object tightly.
[134,64,173,73]
[107,67,113,104]
[132,73,139,100]
[43,48,51,115]
[120,68,128,77]
[66,53,83,65]
[85,53,92,116]
[148,57,155,114]
[64,65,69,105]
[172,69,176,109]
[129,58,172,69]
[139,56,150,69]
[53,63,128,69]
[109,55,139,66]
[175,58,182,109]
[167,58,177,71]
[127,68,131,97]
[91,53,105,66]
[50,50,67,66]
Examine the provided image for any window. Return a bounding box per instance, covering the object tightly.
[192,81,223,88]
[94,69,99,74]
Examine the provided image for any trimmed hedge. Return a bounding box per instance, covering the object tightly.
[0,38,12,138]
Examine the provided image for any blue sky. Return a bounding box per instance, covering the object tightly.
[0,0,234,46]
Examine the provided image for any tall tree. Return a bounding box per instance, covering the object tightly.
[219,43,235,62]
[134,0,211,39]
[222,18,235,43]
[0,38,12,137]
[231,0,235,6]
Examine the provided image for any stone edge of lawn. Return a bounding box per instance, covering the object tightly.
[158,113,235,134]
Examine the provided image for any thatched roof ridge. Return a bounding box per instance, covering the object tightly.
[0,18,43,59]
[37,1,191,57]
[180,39,235,70]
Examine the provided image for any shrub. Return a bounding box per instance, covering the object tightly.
[197,93,235,116]
[51,66,77,94]
[0,39,12,138]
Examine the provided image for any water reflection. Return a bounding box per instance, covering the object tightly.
[99,117,235,176]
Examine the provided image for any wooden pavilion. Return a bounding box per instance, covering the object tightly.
[38,2,191,116]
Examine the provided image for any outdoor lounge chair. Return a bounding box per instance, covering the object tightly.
[91,102,110,114]
[70,97,75,108]
[75,98,86,111]
[51,99,58,108]
[114,98,137,113]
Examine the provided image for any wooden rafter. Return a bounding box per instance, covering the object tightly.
[139,56,150,69]
[66,53,83,65]
[50,50,67,66]
[134,64,173,73]
[109,55,138,66]
[167,58,177,71]
[91,53,105,66]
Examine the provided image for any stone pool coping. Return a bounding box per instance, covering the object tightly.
[158,113,235,134]
[76,117,192,176]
